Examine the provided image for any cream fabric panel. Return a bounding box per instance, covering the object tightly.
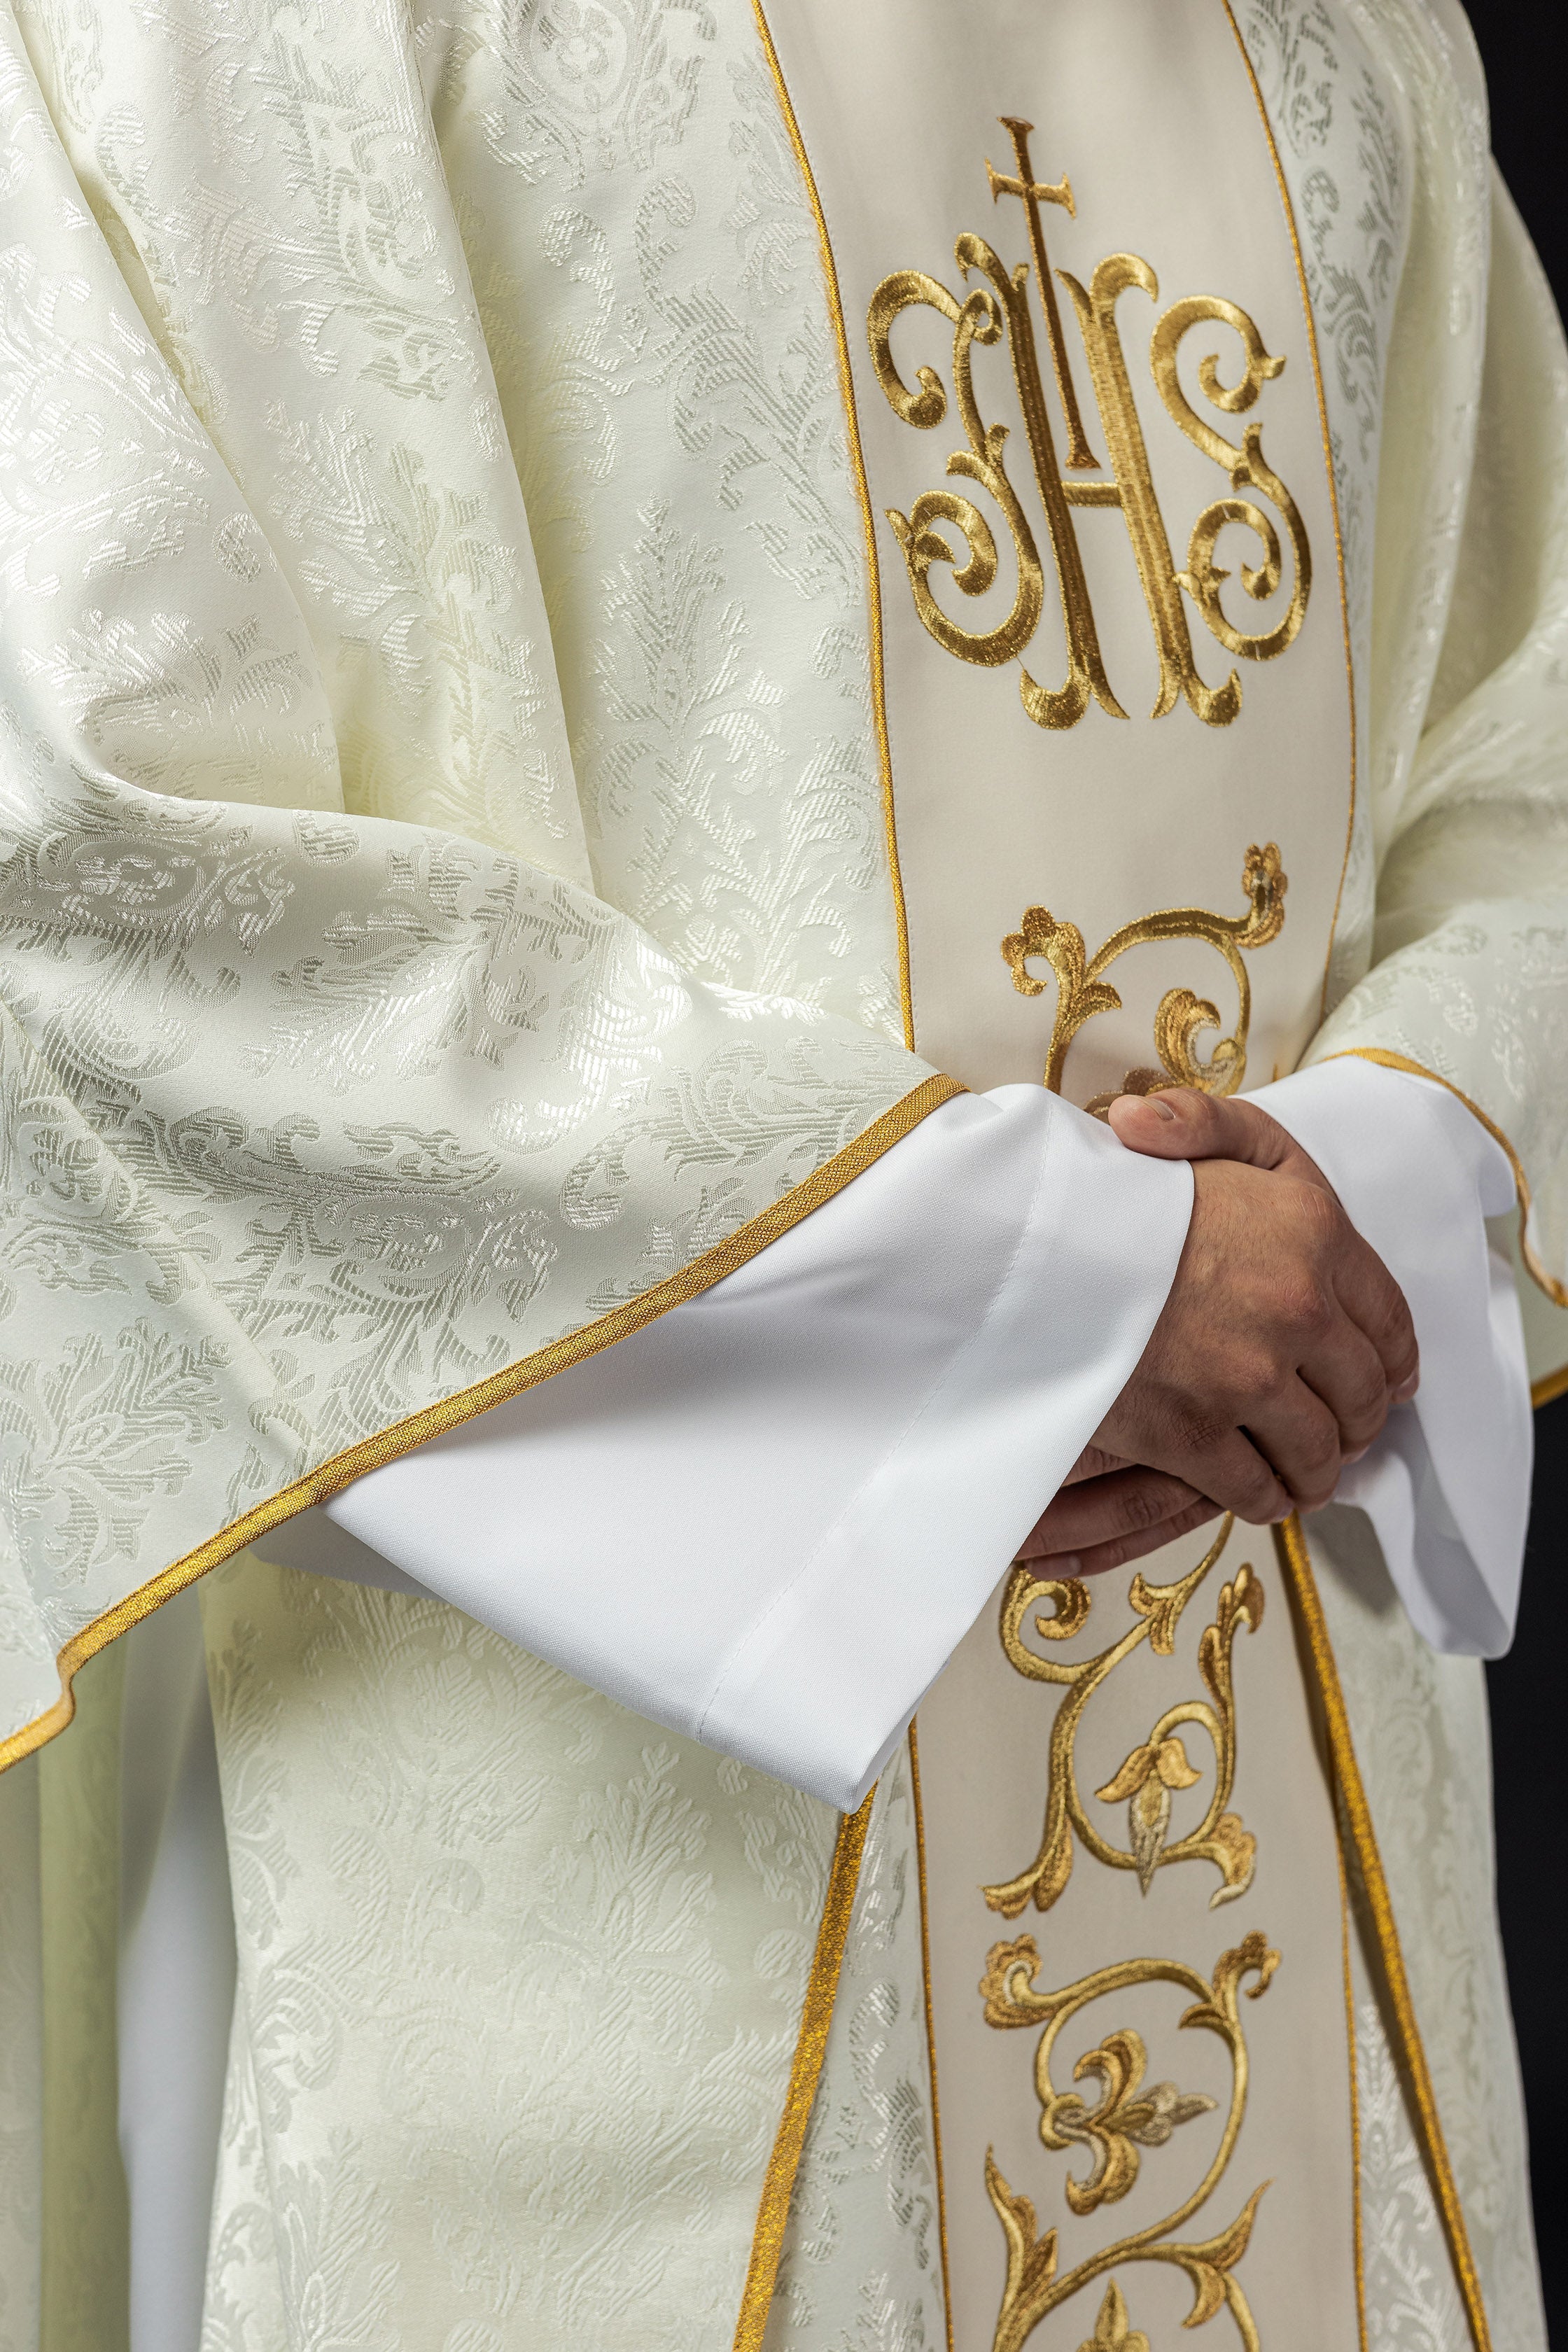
[914,1517,1359,2352]
[37,1648,131,2352]
[197,1555,843,2352]
[764,0,1351,1105]
[0,1755,43,2352]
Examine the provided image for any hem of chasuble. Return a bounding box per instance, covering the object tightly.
[1273,1518,1494,2352]
[1322,1048,1568,1307]
[0,1074,962,1779]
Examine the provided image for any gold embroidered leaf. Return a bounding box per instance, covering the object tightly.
[1167,2182,1271,2325]
[1049,2028,1217,2215]
[1074,2278,1149,2352]
[1129,1772,1172,1891]
[986,2148,1058,2344]
[1095,1742,1158,1805]
[1155,1733,1203,1789]
[1184,1928,1280,2032]
[1203,1810,1258,1907]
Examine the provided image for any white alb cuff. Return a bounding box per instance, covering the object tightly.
[265,1086,1192,1809]
[1254,1058,1530,1653]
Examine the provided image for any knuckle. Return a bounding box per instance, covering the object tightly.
[1234,1472,1280,1523]
[1170,1402,1230,1461]
[1224,1348,1281,1409]
[1278,1276,1331,1340]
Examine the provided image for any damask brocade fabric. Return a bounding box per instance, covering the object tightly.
[762,1742,944,2352]
[1308,1505,1548,2352]
[1264,1,1568,1289]
[0,0,930,1753]
[195,1555,844,2352]
[1,4,1564,2350]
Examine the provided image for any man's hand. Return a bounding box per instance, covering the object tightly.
[1017,1443,1223,1578]
[1084,1088,1419,1525]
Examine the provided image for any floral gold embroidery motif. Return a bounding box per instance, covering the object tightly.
[1001,841,1287,1102]
[868,120,1311,730]
[984,1520,1263,1919]
[981,1929,1278,2352]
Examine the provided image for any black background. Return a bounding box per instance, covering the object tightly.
[1464,8,1564,2336]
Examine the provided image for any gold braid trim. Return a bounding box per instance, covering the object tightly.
[909,1720,955,2352]
[732,1790,875,2351]
[0,1075,962,1777]
[1336,1826,1370,2352]
[1274,1516,1492,2352]
[750,0,914,1050]
[1219,0,1357,1024]
[1532,1362,1568,1409]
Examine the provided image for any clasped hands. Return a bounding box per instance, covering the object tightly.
[1019,1088,1420,1579]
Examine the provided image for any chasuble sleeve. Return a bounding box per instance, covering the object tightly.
[0,1,1198,1791]
[1310,173,1568,1312]
[0,9,937,1766]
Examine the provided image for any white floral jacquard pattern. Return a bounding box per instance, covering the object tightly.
[1235,0,1411,1012]
[764,1742,943,2352]
[0,0,927,1756]
[1272,2,1568,1298]
[197,1553,843,2352]
[1308,1505,1547,2352]
[412,2,902,1029]
[1351,1984,1466,2352]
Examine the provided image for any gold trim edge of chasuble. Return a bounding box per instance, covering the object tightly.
[1326,1048,1568,1307]
[909,1717,958,2352]
[748,0,915,1052]
[0,1073,962,1777]
[732,1791,876,2352]
[1336,1828,1370,2352]
[1218,0,1357,1022]
[1273,1518,1493,2352]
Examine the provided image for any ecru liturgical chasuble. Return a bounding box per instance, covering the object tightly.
[0,0,1560,2346]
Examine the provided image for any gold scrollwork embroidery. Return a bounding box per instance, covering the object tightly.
[1000,842,1287,1103]
[980,1930,1279,2352]
[868,118,1310,729]
[984,1519,1264,1919]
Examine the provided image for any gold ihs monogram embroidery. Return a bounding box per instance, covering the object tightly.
[867,120,1310,729]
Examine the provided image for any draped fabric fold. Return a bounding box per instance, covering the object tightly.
[1301,8,1568,1295]
[0,0,934,1758]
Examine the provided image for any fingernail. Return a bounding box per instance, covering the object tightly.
[1147,1096,1177,1121]
[1392,1377,1419,1404]
[1345,1444,1368,1464]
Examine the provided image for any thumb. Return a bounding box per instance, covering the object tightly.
[1106,1086,1308,1175]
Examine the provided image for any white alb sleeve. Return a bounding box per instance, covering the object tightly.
[1250,1058,1532,1655]
[261,1086,1192,1810]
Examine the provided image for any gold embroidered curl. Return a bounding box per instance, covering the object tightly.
[981,1928,1278,2352]
[1001,842,1287,1103]
[984,1519,1263,1919]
